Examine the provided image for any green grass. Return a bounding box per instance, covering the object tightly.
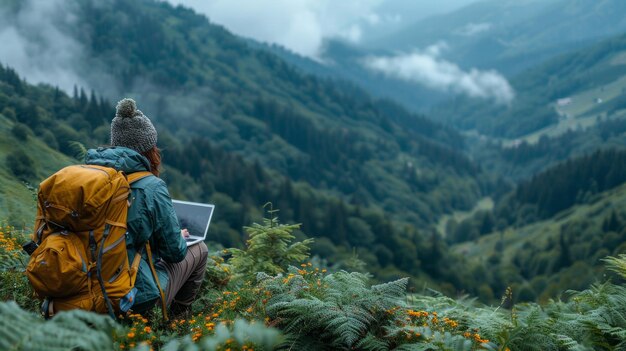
[435,197,493,238]
[557,75,626,119]
[499,76,626,147]
[497,50,626,146]
[0,115,74,227]
[611,51,626,65]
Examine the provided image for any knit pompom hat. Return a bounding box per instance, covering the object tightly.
[110,98,157,153]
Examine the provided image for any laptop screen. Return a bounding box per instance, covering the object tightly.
[172,200,214,246]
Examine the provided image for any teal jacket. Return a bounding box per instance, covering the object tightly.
[85,147,187,312]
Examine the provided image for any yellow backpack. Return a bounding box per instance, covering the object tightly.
[25,165,165,319]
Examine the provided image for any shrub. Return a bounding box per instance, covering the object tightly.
[10,123,31,141]
[41,130,59,150]
[1,107,16,121]
[51,123,84,155]
[6,149,36,180]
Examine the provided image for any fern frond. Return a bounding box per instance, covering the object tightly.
[371,278,409,299]
[602,254,626,280]
[392,343,439,351]
[278,332,340,351]
[354,332,390,351]
[552,334,586,351]
[324,304,375,346]
[67,141,87,160]
[388,328,472,351]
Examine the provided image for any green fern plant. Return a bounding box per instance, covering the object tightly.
[260,269,408,349]
[0,301,119,351]
[565,283,626,349]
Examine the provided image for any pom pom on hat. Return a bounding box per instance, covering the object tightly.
[116,98,138,118]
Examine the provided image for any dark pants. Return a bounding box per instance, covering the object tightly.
[161,241,208,309]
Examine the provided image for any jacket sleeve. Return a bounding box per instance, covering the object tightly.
[149,179,188,263]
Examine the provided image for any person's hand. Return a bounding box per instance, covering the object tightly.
[181,228,190,238]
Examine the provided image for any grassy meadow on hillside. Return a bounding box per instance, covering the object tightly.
[0,114,73,226]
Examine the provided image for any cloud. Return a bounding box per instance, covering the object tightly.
[165,0,384,59]
[337,24,363,43]
[456,22,492,36]
[363,13,402,26]
[0,0,87,92]
[363,43,514,104]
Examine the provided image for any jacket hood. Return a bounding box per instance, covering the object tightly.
[85,146,151,174]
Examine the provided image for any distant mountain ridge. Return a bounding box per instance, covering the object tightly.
[370,0,626,75]
[251,0,626,115]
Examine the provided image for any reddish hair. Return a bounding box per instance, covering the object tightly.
[141,146,162,177]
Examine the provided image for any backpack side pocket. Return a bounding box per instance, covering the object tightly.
[26,233,88,298]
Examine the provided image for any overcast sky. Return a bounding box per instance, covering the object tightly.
[163,0,514,103]
[166,0,479,59]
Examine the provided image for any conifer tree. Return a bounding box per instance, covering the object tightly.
[229,204,313,276]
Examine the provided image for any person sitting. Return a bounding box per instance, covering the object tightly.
[85,98,208,318]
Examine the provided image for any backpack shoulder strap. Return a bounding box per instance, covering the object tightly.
[126,171,168,320]
[127,171,154,185]
[145,242,169,322]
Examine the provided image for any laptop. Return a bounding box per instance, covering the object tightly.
[172,200,215,246]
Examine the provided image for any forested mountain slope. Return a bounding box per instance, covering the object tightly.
[454,181,626,303]
[446,149,626,301]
